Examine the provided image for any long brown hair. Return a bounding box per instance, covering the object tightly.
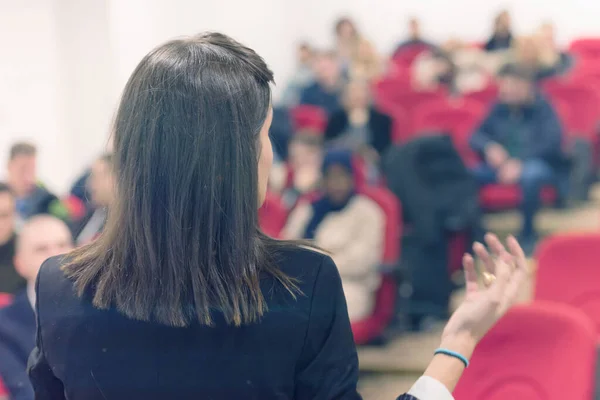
[63,32,301,327]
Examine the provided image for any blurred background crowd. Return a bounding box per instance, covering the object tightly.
[2,1,600,399]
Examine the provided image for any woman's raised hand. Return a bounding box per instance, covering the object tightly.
[439,233,529,357]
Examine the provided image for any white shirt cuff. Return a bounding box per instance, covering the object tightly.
[407,376,454,400]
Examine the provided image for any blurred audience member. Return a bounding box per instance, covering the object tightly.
[72,154,114,246]
[485,10,513,51]
[299,51,343,115]
[283,150,383,321]
[470,64,563,252]
[6,142,68,225]
[413,48,457,91]
[0,183,25,294]
[0,215,73,400]
[393,17,436,54]
[325,80,392,160]
[349,38,383,82]
[270,132,323,208]
[279,42,315,107]
[534,23,574,80]
[334,17,360,70]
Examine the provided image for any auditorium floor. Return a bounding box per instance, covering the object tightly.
[358,185,600,399]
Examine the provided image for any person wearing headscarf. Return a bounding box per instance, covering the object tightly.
[282,150,384,321]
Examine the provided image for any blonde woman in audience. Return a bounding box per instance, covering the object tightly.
[348,38,383,82]
[512,34,572,81]
[484,10,513,51]
[283,149,384,322]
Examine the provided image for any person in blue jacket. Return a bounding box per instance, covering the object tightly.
[470,63,564,252]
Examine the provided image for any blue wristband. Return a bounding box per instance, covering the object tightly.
[434,348,469,368]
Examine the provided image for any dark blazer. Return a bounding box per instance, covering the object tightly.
[299,82,342,115]
[27,249,423,399]
[0,290,36,400]
[325,108,393,157]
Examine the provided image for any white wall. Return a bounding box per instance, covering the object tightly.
[1,0,600,193]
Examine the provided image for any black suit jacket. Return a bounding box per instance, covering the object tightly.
[0,290,36,400]
[324,107,393,157]
[27,249,424,399]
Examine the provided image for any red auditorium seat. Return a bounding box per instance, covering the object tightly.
[570,38,600,60]
[290,105,327,133]
[258,193,288,238]
[351,186,401,345]
[454,303,596,400]
[462,84,498,107]
[542,80,600,139]
[389,107,412,143]
[391,43,429,68]
[479,185,557,211]
[0,378,7,398]
[372,78,412,115]
[535,233,600,336]
[411,99,485,165]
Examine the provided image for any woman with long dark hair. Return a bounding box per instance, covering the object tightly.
[28,32,528,399]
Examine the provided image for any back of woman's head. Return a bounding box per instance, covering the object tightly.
[64,32,297,327]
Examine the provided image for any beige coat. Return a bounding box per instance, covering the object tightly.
[283,195,384,321]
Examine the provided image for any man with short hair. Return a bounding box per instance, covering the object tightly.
[6,142,68,225]
[0,215,73,400]
[0,183,25,294]
[470,64,564,252]
[72,154,114,245]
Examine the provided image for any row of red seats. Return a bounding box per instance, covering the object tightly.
[453,232,600,399]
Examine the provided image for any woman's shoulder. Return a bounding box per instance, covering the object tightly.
[270,245,339,290]
[35,254,77,304]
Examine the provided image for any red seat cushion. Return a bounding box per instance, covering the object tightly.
[479,184,557,211]
[454,303,597,400]
[535,233,600,336]
[290,105,327,133]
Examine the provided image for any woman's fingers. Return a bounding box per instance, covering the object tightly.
[463,253,479,295]
[485,233,513,266]
[506,235,527,271]
[473,241,495,274]
[488,259,512,304]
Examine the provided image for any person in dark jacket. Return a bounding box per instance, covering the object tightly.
[27,32,528,400]
[6,142,69,226]
[324,80,393,160]
[0,215,73,400]
[299,51,343,115]
[393,17,436,56]
[0,183,25,294]
[484,10,513,51]
[470,64,563,251]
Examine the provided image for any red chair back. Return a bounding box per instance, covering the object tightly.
[411,100,485,165]
[258,193,288,238]
[392,44,429,68]
[454,303,596,400]
[290,105,327,133]
[542,81,600,138]
[389,107,411,143]
[462,84,498,107]
[351,186,400,345]
[535,233,600,335]
[372,78,412,114]
[570,38,600,59]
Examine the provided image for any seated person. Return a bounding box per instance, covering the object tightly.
[535,22,574,80]
[282,150,384,322]
[393,16,436,55]
[6,142,69,226]
[484,10,513,51]
[348,38,383,82]
[324,80,392,161]
[299,51,343,115]
[470,64,563,252]
[269,132,323,208]
[72,154,114,246]
[278,43,315,108]
[511,34,572,82]
[0,215,73,400]
[0,183,25,294]
[334,17,360,72]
